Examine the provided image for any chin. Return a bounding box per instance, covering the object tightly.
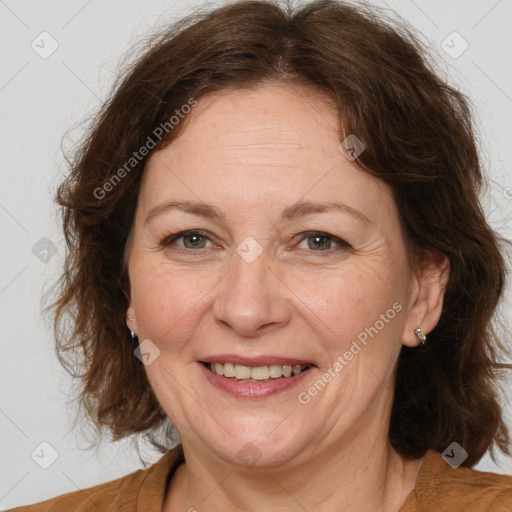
[200,428,309,469]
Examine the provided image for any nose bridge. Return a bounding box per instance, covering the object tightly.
[212,244,290,336]
[232,245,271,291]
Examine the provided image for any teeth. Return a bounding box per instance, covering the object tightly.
[269,364,283,378]
[208,362,309,380]
[235,365,251,379]
[292,365,302,375]
[251,366,270,380]
[223,362,235,378]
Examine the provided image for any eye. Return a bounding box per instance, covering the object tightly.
[160,229,350,255]
[296,231,350,252]
[161,230,214,251]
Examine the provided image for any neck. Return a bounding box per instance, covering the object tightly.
[164,426,423,512]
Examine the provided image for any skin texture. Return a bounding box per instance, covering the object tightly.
[125,82,449,511]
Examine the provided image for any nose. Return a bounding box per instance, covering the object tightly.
[212,249,292,337]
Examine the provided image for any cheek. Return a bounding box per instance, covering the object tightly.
[293,262,405,360]
[129,257,217,349]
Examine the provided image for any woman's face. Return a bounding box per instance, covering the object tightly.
[126,83,427,468]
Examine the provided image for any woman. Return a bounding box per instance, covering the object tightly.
[11,0,512,510]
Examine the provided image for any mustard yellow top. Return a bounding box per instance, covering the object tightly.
[9,445,512,511]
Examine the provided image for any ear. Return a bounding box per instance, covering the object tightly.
[402,250,450,347]
[123,257,137,335]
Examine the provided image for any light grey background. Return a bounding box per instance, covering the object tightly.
[1,0,511,509]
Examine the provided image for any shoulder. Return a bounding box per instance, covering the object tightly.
[8,469,143,512]
[404,450,512,512]
[8,446,184,512]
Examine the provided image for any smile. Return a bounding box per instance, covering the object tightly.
[205,362,312,381]
[199,360,316,398]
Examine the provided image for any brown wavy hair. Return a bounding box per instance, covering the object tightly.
[46,0,511,466]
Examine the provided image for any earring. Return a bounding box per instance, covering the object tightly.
[414,327,427,345]
[128,315,136,339]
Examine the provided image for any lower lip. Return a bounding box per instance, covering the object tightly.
[198,362,314,398]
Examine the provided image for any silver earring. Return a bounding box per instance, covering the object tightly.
[414,327,426,345]
[128,315,136,339]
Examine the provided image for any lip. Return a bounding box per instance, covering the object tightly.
[197,361,315,398]
[200,354,315,366]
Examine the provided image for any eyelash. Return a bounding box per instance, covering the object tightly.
[160,229,351,255]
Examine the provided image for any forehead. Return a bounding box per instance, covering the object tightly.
[139,83,395,222]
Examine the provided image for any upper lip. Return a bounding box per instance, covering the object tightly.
[200,355,316,366]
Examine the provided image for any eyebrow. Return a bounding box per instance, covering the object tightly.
[144,199,373,227]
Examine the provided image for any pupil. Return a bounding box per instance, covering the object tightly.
[310,235,330,250]
[186,234,204,248]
